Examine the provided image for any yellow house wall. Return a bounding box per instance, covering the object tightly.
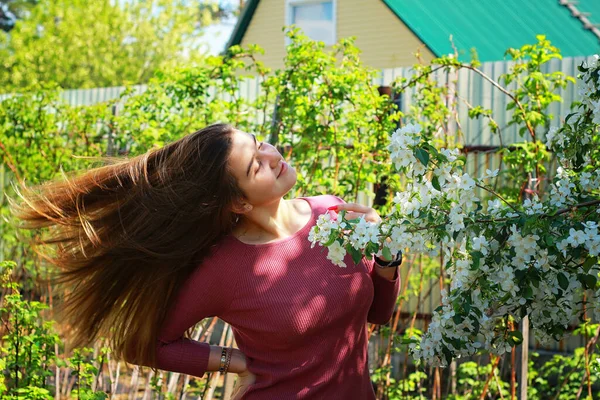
[338,0,435,68]
[239,0,435,71]
[240,0,287,71]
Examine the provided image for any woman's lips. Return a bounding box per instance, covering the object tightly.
[278,161,287,178]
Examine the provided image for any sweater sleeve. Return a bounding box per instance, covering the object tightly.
[365,252,401,325]
[154,246,239,379]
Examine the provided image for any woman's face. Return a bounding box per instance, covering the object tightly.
[228,129,297,208]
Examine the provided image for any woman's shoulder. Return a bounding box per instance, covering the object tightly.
[301,194,346,208]
[195,237,248,272]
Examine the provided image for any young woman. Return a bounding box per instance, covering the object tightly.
[9,123,402,399]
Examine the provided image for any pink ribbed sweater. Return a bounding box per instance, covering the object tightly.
[155,195,400,399]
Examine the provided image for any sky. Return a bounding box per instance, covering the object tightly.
[199,0,239,55]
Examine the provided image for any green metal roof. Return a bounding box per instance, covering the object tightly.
[227,0,600,61]
[382,0,600,62]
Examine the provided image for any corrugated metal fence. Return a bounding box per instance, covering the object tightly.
[1,55,591,145]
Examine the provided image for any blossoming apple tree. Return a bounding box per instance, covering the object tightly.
[309,53,600,367]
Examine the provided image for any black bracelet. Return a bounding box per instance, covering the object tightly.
[374,250,403,268]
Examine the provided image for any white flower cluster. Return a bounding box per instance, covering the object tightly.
[556,221,600,257]
[308,213,347,267]
[546,55,600,169]
[309,56,600,367]
[308,212,380,268]
[578,55,600,124]
[549,167,577,207]
[389,123,428,178]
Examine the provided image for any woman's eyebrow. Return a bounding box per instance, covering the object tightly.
[246,134,258,177]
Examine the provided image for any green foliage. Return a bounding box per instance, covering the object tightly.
[498,140,550,202]
[67,348,108,400]
[530,348,599,400]
[0,261,60,398]
[0,260,111,398]
[371,364,428,400]
[502,35,575,137]
[0,0,222,93]
[263,28,401,201]
[446,360,509,400]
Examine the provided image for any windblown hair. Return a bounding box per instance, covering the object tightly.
[7,123,244,368]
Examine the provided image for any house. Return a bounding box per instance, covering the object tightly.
[226,0,600,71]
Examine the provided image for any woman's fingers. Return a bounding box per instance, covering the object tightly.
[331,203,371,213]
[343,211,363,220]
[329,203,381,223]
[231,371,256,400]
[231,385,247,400]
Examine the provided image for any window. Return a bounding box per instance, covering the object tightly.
[286,0,336,45]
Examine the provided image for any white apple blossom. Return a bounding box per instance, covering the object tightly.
[566,228,587,247]
[326,241,347,268]
[523,195,544,215]
[472,235,489,255]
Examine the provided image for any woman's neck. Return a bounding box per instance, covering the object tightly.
[233,198,311,244]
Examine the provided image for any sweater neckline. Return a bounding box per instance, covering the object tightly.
[228,197,315,248]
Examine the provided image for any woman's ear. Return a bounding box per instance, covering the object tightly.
[231,199,253,214]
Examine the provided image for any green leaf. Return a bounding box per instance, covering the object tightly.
[557,272,569,291]
[577,273,597,290]
[442,346,454,366]
[365,242,378,259]
[470,251,483,271]
[323,231,338,247]
[582,256,598,273]
[401,337,420,345]
[414,147,430,167]
[507,330,523,346]
[431,175,441,191]
[346,244,363,265]
[382,246,393,261]
[453,314,464,325]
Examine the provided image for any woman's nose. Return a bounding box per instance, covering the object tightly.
[262,144,281,168]
[268,153,280,169]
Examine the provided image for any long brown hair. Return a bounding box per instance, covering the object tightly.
[7,123,244,368]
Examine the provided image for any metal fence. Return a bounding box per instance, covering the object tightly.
[1,55,591,146]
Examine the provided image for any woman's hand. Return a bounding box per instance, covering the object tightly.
[330,202,381,224]
[227,349,256,400]
[231,368,257,400]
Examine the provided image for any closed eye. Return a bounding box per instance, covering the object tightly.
[254,142,264,174]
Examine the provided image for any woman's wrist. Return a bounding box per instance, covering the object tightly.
[227,348,248,374]
[374,250,403,268]
[208,346,248,374]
